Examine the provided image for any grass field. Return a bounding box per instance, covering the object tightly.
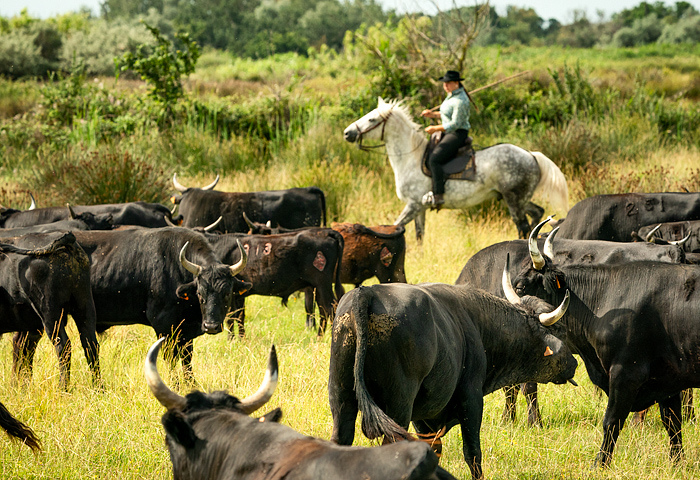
[2,156,700,479]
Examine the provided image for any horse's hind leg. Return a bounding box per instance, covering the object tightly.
[502,195,532,239]
[525,202,544,230]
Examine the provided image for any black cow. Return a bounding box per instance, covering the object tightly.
[555,192,700,241]
[0,207,113,236]
[0,232,100,390]
[456,221,686,426]
[329,282,576,479]
[171,174,326,233]
[509,229,700,467]
[0,400,41,452]
[145,338,458,480]
[0,202,172,228]
[14,228,250,380]
[635,220,700,252]
[205,229,343,337]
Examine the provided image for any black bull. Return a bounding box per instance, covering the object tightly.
[0,202,173,228]
[14,228,249,379]
[455,226,686,425]
[329,283,576,479]
[145,338,458,480]
[636,220,700,253]
[1,232,100,390]
[510,237,700,468]
[556,192,700,241]
[171,175,326,233]
[205,229,343,337]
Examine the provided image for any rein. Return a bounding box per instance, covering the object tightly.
[353,110,391,152]
[353,108,427,157]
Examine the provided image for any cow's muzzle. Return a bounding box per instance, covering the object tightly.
[203,322,223,334]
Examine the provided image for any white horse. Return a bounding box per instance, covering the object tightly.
[344,98,569,242]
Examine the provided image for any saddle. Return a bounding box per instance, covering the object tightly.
[421,132,476,181]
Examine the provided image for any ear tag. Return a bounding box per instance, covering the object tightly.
[182,294,189,301]
[556,277,561,289]
[544,346,554,357]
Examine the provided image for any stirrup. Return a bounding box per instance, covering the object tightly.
[421,191,444,210]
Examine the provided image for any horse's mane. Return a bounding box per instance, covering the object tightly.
[378,98,427,152]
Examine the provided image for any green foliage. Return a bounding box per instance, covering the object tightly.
[0,19,62,78]
[116,23,200,104]
[29,147,170,205]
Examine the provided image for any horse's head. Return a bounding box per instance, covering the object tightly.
[343,97,394,144]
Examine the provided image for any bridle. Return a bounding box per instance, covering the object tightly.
[352,110,392,152]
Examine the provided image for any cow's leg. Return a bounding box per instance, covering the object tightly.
[42,309,72,390]
[501,385,518,424]
[315,287,334,336]
[304,287,316,329]
[414,209,426,244]
[522,382,542,427]
[12,331,42,381]
[501,195,532,239]
[682,389,694,421]
[329,344,358,445]
[659,393,684,462]
[69,296,102,388]
[595,370,640,468]
[456,385,485,479]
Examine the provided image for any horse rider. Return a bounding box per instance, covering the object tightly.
[420,70,471,209]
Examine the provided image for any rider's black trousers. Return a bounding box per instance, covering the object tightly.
[428,129,469,195]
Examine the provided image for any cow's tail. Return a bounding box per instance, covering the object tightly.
[0,400,41,452]
[352,286,413,442]
[531,151,569,216]
[329,230,345,301]
[310,187,327,227]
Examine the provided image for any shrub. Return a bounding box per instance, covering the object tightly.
[658,14,700,44]
[28,147,170,205]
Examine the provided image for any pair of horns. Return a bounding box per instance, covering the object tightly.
[645,224,691,246]
[502,253,569,326]
[179,239,246,276]
[528,216,556,270]
[144,338,278,414]
[173,173,219,193]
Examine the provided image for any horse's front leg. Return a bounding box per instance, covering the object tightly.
[394,203,425,243]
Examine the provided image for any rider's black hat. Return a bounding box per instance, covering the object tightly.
[437,70,464,82]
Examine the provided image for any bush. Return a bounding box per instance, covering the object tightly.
[28,147,170,205]
[658,14,700,44]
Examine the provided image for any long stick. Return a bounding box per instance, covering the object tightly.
[429,70,529,112]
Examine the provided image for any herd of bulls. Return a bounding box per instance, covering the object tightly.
[4,185,700,479]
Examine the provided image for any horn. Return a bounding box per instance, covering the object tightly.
[204,216,223,232]
[645,224,662,243]
[238,345,279,414]
[568,379,579,386]
[173,173,188,193]
[266,220,272,228]
[229,239,247,276]
[242,211,255,230]
[201,175,220,191]
[543,226,560,259]
[28,193,37,210]
[539,290,570,326]
[144,338,187,411]
[171,204,178,215]
[670,232,691,246]
[502,253,521,305]
[164,215,176,227]
[66,203,76,219]
[179,241,202,276]
[529,216,553,270]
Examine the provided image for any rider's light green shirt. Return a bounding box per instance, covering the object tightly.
[440,87,470,133]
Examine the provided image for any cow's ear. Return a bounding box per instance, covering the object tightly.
[176,282,197,301]
[257,407,283,423]
[162,411,198,448]
[235,280,253,296]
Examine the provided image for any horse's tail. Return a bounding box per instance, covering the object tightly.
[531,151,569,215]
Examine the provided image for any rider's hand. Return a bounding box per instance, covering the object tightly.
[425,125,443,134]
[420,109,432,117]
